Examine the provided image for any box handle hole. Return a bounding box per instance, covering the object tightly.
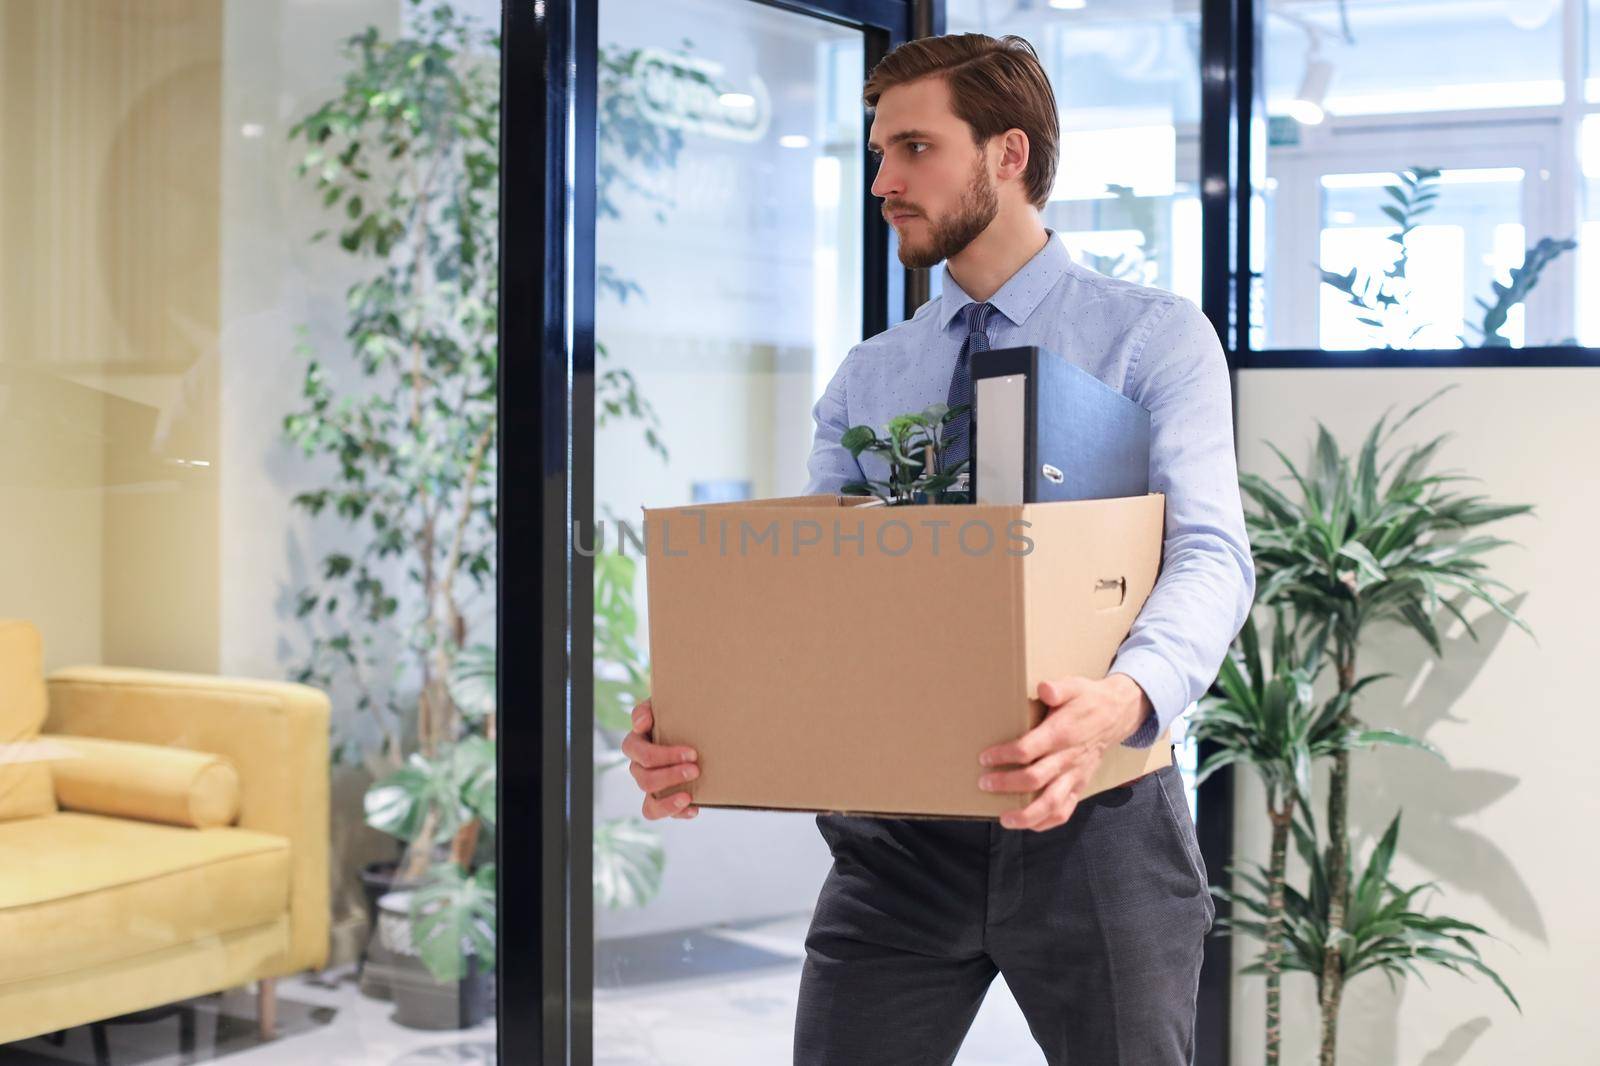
[1093,576,1126,609]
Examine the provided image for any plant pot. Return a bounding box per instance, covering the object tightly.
[377,891,494,1030]
[358,860,422,998]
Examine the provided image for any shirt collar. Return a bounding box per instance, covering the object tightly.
[937,228,1072,332]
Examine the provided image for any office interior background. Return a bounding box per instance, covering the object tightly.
[0,0,1596,1063]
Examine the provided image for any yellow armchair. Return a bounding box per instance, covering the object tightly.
[0,619,330,1044]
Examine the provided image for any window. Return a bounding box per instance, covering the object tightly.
[1260,0,1590,351]
[943,1,1204,304]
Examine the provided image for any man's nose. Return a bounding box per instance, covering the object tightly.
[870,158,901,201]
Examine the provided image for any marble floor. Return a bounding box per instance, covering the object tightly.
[0,913,1045,1066]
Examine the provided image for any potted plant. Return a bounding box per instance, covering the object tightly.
[374,861,496,1028]
[592,542,671,909]
[1189,607,1434,1065]
[839,402,971,504]
[283,1,499,1011]
[1215,389,1529,1063]
[283,5,717,1010]
[357,644,496,1026]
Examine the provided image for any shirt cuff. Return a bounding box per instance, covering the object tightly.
[1109,649,1188,750]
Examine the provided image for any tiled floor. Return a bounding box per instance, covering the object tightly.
[1,913,1045,1065]
[594,913,1046,1066]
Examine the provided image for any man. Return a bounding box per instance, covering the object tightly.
[623,32,1254,1066]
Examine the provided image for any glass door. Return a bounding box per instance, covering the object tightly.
[583,1,909,1062]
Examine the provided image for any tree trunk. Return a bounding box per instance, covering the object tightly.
[1264,802,1292,1066]
[399,807,440,883]
[1318,656,1357,1066]
[450,819,480,868]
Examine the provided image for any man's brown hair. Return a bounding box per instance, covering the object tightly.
[862,33,1060,211]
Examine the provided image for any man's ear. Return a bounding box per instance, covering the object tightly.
[998,128,1030,183]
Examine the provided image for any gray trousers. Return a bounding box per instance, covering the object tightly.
[793,757,1215,1066]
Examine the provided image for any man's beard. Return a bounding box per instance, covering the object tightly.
[895,154,999,270]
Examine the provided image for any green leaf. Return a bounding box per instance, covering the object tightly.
[839,425,878,457]
[409,862,497,982]
[448,643,497,720]
[364,759,434,841]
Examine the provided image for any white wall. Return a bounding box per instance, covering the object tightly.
[1229,367,1600,1065]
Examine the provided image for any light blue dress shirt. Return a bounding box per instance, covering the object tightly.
[802,229,1255,748]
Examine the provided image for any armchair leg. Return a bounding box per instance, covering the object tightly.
[257,978,277,1041]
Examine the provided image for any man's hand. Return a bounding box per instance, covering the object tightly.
[621,698,702,820]
[976,674,1152,831]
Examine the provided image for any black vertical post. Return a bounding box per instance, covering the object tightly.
[1200,0,1238,359]
[498,0,585,1063]
[863,21,897,337]
[571,2,599,1061]
[1237,0,1260,366]
[1198,1,1242,1064]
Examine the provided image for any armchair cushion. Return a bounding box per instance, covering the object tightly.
[0,620,56,822]
[0,812,290,987]
[47,735,241,829]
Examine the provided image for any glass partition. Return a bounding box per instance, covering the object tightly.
[0,2,501,1061]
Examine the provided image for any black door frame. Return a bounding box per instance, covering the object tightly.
[499,2,916,1063]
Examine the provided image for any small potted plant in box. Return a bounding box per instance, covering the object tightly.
[839,402,971,505]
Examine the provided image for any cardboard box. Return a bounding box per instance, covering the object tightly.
[641,492,1171,819]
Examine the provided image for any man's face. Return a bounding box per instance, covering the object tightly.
[868,76,1000,270]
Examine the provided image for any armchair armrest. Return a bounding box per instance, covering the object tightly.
[45,734,241,828]
[44,666,330,973]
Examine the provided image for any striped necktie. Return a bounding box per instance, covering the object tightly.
[939,300,995,476]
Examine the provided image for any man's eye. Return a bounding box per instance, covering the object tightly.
[909,142,927,154]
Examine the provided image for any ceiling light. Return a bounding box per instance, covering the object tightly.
[779,134,810,148]
[1290,53,1334,125]
[719,92,755,109]
[1048,0,1087,9]
[1507,0,1559,31]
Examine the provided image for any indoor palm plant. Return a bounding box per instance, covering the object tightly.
[1218,809,1519,1053]
[1231,388,1530,1063]
[1190,606,1433,1065]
